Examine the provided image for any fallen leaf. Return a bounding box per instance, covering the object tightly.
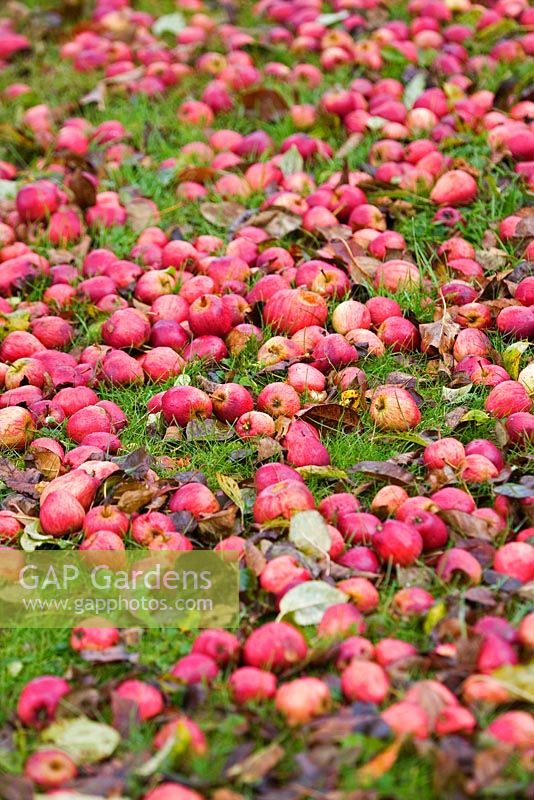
[152,11,185,35]
[442,383,473,404]
[111,691,141,738]
[31,446,62,480]
[243,208,302,238]
[403,72,426,109]
[197,505,237,539]
[278,581,348,626]
[298,404,359,431]
[80,646,138,665]
[256,436,283,461]
[200,201,246,228]
[350,460,415,486]
[279,146,304,177]
[439,510,493,541]
[241,88,288,120]
[42,717,120,765]
[177,165,217,184]
[126,198,159,232]
[419,314,460,355]
[0,776,33,800]
[0,458,40,497]
[289,510,331,558]
[491,664,534,703]
[69,169,97,208]
[226,742,285,783]
[357,737,404,782]
[116,482,162,513]
[186,418,234,441]
[296,465,348,480]
[80,82,106,110]
[244,541,266,575]
[216,473,244,517]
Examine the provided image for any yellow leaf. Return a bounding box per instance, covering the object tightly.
[216,473,245,518]
[358,737,404,782]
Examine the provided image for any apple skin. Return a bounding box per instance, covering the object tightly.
[437,547,482,584]
[0,406,34,449]
[191,629,240,666]
[24,748,77,789]
[430,169,477,206]
[169,483,219,517]
[263,288,328,336]
[382,702,430,740]
[485,381,531,417]
[487,711,534,749]
[254,479,315,524]
[244,622,307,672]
[143,781,206,800]
[229,667,277,704]
[171,653,219,684]
[341,660,389,703]
[115,679,164,720]
[211,383,254,423]
[275,677,331,725]
[369,385,421,431]
[161,386,213,427]
[373,520,423,566]
[17,675,70,728]
[40,490,85,537]
[257,382,301,418]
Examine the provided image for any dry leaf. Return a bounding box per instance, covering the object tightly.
[243,208,302,238]
[298,403,359,431]
[126,198,159,232]
[226,742,285,783]
[350,460,415,486]
[357,737,404,781]
[241,88,288,120]
[200,201,246,228]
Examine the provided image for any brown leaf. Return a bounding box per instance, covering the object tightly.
[350,460,415,486]
[514,216,534,238]
[200,201,246,228]
[469,745,513,792]
[256,436,283,461]
[0,458,40,498]
[475,248,509,273]
[244,541,267,576]
[298,403,359,431]
[241,88,288,120]
[80,81,106,110]
[56,688,101,718]
[31,446,62,480]
[116,483,161,514]
[185,418,234,441]
[226,742,285,783]
[419,313,460,355]
[80,645,139,664]
[126,198,159,232]
[197,505,238,539]
[335,133,363,159]
[439,509,493,541]
[177,165,217,184]
[0,776,33,800]
[70,168,97,208]
[111,690,140,738]
[243,208,301,239]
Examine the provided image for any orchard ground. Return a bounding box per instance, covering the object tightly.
[0,0,533,798]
